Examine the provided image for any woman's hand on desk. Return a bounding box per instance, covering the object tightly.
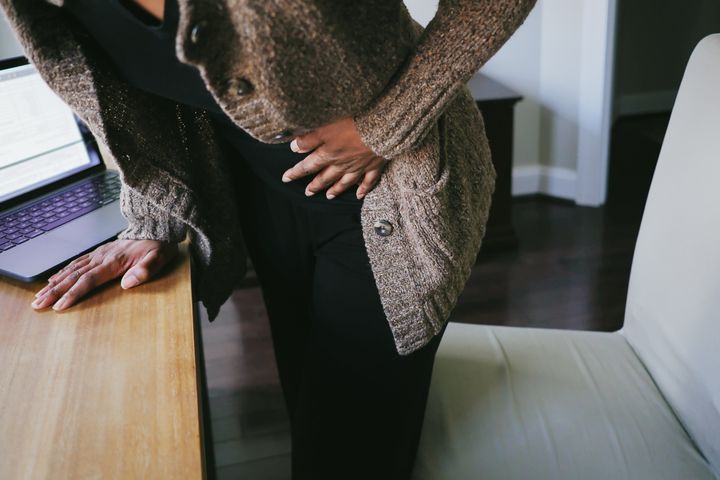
[31,239,179,311]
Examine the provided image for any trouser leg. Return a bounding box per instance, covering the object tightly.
[290,208,446,480]
[221,134,444,480]
[229,150,315,422]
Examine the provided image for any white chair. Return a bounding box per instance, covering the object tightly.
[414,34,720,480]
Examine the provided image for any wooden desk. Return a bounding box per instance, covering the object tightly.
[0,239,209,479]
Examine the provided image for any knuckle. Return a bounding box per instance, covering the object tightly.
[313,151,329,164]
[67,270,82,283]
[78,271,97,288]
[133,268,150,282]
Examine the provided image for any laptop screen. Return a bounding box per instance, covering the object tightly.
[0,61,101,204]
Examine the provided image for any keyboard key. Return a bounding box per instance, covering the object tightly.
[26,229,44,238]
[0,242,13,251]
[12,236,29,245]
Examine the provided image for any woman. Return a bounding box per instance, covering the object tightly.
[2,0,536,478]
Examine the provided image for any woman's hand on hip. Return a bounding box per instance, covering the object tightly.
[30,239,178,311]
[283,116,388,200]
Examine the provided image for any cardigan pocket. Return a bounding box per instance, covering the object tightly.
[390,111,451,197]
[391,87,495,332]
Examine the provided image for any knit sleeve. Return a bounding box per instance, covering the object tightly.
[116,181,188,244]
[353,0,537,159]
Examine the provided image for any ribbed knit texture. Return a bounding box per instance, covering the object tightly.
[1,0,535,354]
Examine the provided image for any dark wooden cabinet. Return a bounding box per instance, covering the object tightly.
[469,74,522,256]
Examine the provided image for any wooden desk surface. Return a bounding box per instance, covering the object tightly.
[0,239,203,479]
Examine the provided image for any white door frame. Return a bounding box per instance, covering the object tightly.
[575,0,619,206]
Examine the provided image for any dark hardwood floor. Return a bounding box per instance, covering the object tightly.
[198,196,643,479]
[199,113,667,479]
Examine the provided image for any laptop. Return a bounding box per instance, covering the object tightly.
[0,56,128,282]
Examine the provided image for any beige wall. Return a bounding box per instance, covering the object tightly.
[405,0,544,170]
[613,0,720,117]
[615,0,720,97]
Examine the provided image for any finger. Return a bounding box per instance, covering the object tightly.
[282,149,329,183]
[39,256,94,297]
[121,248,166,289]
[36,256,93,299]
[326,171,364,199]
[47,254,92,285]
[46,240,113,285]
[52,263,120,311]
[305,166,345,196]
[290,131,322,153]
[357,168,383,199]
[31,262,96,309]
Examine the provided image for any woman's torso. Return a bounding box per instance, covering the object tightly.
[62,0,365,211]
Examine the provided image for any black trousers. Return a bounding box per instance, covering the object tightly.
[219,130,447,480]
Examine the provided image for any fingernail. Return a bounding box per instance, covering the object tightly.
[282,173,292,183]
[326,193,335,200]
[290,140,298,153]
[121,274,139,289]
[31,298,42,308]
[305,189,315,197]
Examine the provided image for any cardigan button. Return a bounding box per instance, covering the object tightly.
[374,219,394,237]
[190,22,205,44]
[272,129,294,141]
[235,78,254,96]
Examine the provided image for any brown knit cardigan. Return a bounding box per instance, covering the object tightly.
[0,0,536,354]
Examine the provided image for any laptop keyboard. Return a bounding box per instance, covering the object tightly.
[0,172,121,254]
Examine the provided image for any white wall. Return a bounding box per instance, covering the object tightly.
[0,10,22,59]
[404,0,542,169]
[481,6,543,170]
[406,0,615,204]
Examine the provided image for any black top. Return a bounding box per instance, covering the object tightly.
[62,0,363,210]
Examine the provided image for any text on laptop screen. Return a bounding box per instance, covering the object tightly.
[0,63,99,204]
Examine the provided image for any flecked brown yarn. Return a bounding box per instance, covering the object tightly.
[1,0,536,354]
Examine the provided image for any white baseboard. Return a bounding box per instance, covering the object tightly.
[512,165,577,201]
[614,90,677,119]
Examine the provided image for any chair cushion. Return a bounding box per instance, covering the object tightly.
[413,323,716,480]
